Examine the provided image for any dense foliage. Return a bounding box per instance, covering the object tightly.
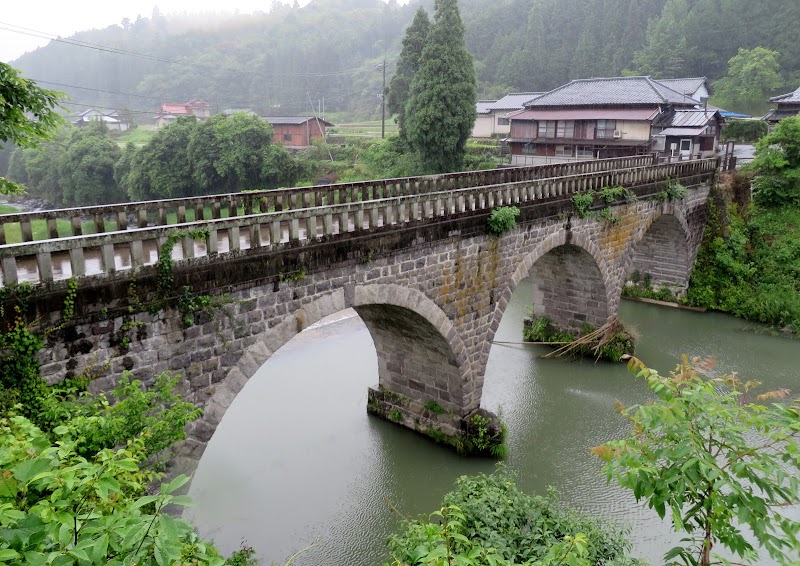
[691,118,800,332]
[712,47,784,116]
[385,468,641,565]
[748,116,800,208]
[720,120,767,143]
[10,0,797,121]
[595,356,800,566]
[7,114,307,204]
[0,63,63,194]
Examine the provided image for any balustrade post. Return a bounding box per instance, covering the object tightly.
[21,220,33,242]
[2,257,17,285]
[207,230,218,255]
[130,240,144,267]
[116,212,128,231]
[289,218,300,241]
[212,201,221,219]
[340,211,349,233]
[71,216,82,236]
[0,224,5,245]
[355,209,365,230]
[306,216,318,240]
[138,209,148,228]
[157,207,166,226]
[182,235,194,259]
[69,248,85,277]
[250,224,262,248]
[229,226,241,251]
[323,213,333,236]
[47,218,58,239]
[101,244,115,273]
[36,252,53,282]
[94,214,105,233]
[270,220,281,245]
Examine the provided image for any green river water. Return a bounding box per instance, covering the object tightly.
[186,280,800,565]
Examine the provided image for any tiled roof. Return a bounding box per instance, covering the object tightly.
[527,76,699,107]
[489,92,544,110]
[769,86,800,104]
[763,108,800,121]
[160,103,191,115]
[655,77,708,96]
[476,100,497,114]
[262,116,334,126]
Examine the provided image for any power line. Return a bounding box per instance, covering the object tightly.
[31,78,164,101]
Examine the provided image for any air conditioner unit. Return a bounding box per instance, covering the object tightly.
[613,130,622,139]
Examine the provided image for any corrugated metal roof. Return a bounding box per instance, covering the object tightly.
[769,86,800,104]
[657,127,706,137]
[527,76,699,107]
[509,108,660,121]
[489,92,545,110]
[656,78,708,96]
[262,116,335,126]
[476,100,497,114]
[669,109,719,127]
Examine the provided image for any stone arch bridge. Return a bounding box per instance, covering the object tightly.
[0,156,717,473]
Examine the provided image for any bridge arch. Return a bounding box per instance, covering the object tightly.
[624,207,692,296]
[495,230,613,336]
[175,284,468,475]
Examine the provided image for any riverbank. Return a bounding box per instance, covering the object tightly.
[685,172,799,335]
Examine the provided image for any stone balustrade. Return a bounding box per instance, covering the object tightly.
[0,155,655,246]
[0,158,717,286]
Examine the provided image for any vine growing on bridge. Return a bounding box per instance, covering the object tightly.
[487,206,520,235]
[571,185,637,224]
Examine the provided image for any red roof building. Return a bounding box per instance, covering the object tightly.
[155,99,211,128]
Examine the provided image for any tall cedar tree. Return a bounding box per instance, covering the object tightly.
[405,0,476,174]
[387,7,430,142]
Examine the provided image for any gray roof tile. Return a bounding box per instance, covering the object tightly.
[769,86,800,104]
[655,77,708,96]
[527,76,699,108]
[489,92,544,110]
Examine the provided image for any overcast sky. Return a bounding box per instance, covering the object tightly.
[0,1,281,62]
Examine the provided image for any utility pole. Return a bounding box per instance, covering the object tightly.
[381,57,386,139]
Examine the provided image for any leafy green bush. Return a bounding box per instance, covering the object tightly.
[487,206,520,235]
[595,356,800,566]
[0,413,228,565]
[385,468,640,566]
[746,116,800,208]
[721,120,768,143]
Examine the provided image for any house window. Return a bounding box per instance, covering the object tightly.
[576,146,594,158]
[522,143,536,154]
[555,145,573,157]
[596,119,617,138]
[283,133,292,141]
[538,120,556,138]
[556,120,575,138]
[497,117,510,126]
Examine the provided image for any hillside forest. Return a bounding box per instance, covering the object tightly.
[6,0,800,123]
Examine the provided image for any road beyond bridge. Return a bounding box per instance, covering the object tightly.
[0,156,717,473]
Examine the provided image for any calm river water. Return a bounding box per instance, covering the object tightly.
[186,281,800,565]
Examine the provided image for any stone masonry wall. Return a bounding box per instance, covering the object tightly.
[22,182,711,475]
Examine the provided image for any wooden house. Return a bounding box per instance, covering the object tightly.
[155,99,211,128]
[262,116,334,149]
[651,108,724,159]
[505,76,699,165]
[763,86,800,131]
[472,93,544,138]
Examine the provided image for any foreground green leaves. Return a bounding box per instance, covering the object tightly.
[0,414,224,566]
[594,356,800,566]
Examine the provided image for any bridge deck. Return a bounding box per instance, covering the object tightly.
[0,157,717,287]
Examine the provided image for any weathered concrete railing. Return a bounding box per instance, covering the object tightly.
[0,155,656,245]
[0,158,717,287]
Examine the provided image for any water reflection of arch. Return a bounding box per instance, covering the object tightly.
[623,207,692,295]
[178,284,467,475]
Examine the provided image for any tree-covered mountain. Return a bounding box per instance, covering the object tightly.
[6,0,800,120]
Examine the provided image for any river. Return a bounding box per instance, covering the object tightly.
[185,280,800,565]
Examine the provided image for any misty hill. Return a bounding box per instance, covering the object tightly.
[9,0,800,120]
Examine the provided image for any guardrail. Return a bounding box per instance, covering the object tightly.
[0,158,717,287]
[0,155,656,246]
